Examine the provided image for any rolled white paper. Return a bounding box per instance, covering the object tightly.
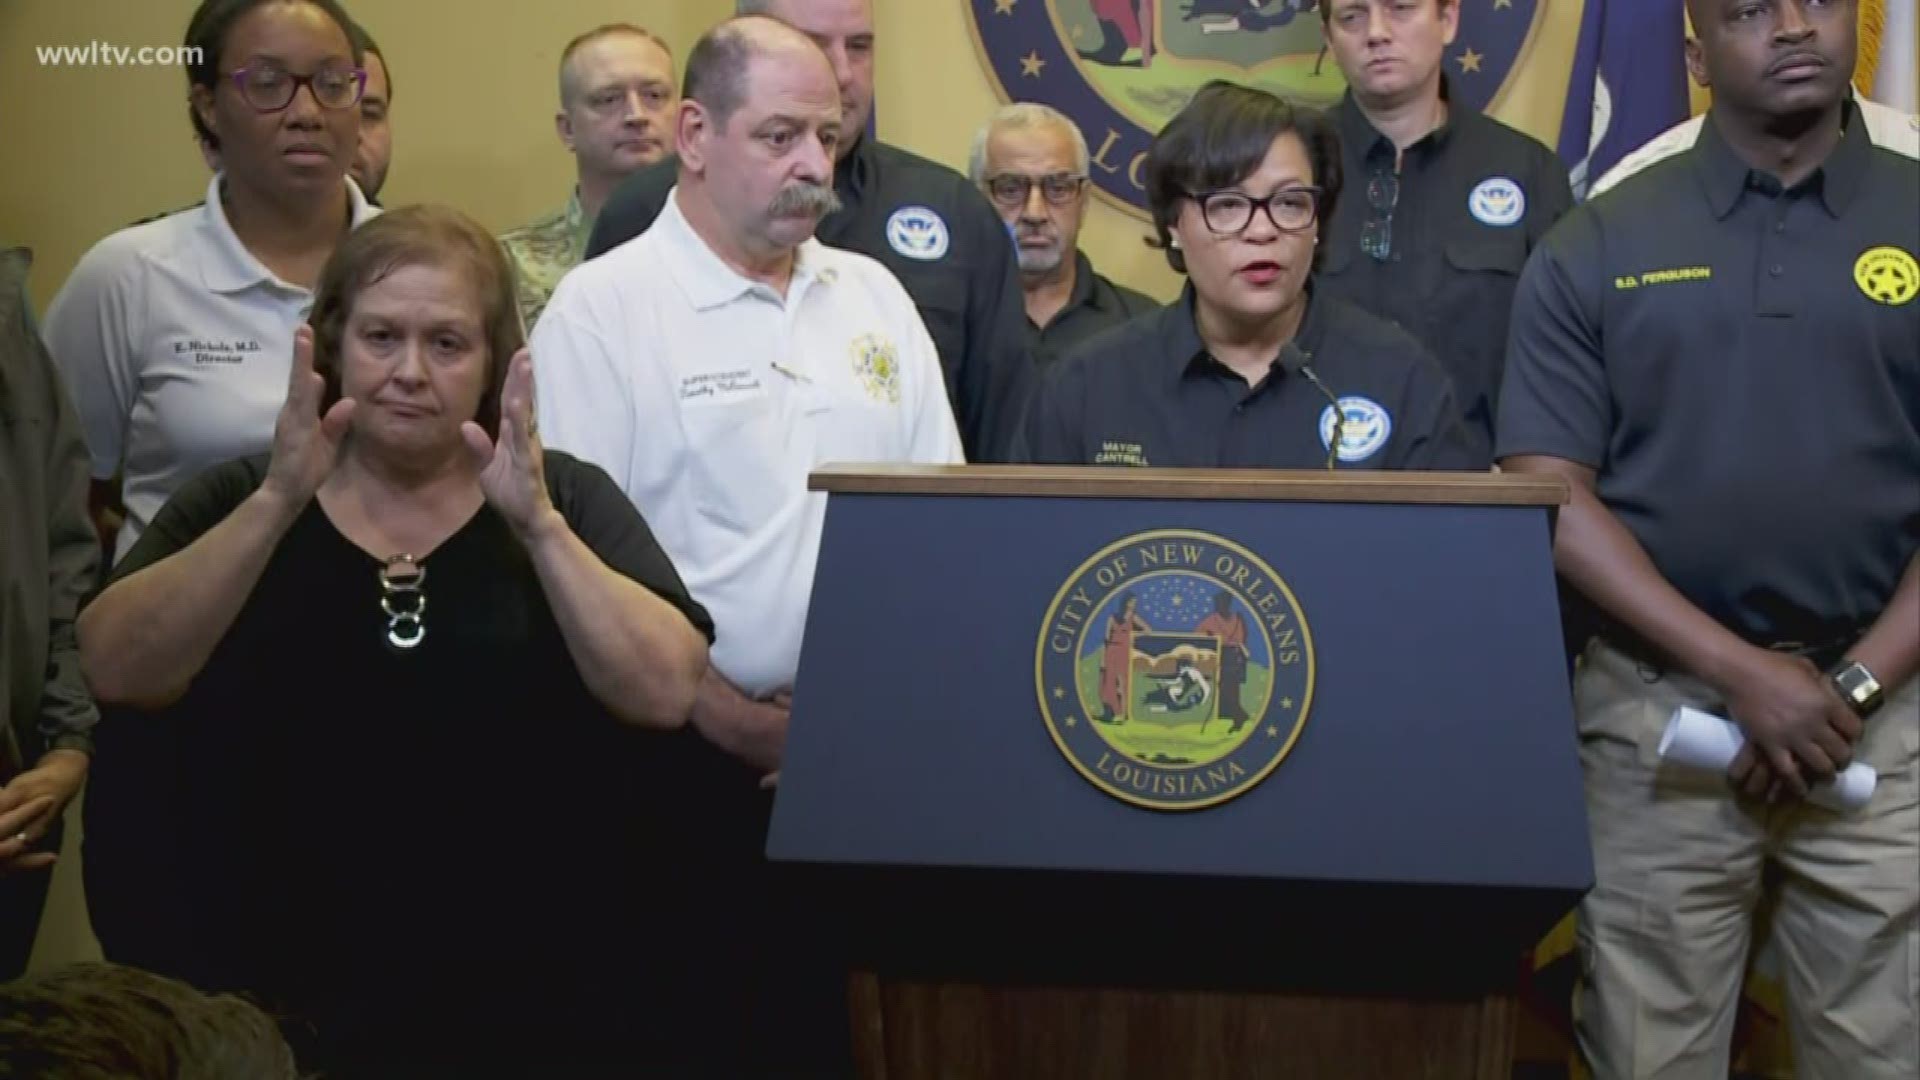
[1659,706,1877,813]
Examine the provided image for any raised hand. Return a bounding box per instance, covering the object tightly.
[261,325,355,508]
[464,347,555,539]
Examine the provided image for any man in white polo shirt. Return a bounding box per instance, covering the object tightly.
[533,19,960,1067]
[533,16,962,780]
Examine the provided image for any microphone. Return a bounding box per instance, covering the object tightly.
[1280,342,1344,471]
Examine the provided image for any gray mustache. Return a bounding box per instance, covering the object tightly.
[769,182,842,218]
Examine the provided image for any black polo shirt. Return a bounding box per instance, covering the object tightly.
[1031,250,1159,366]
[1014,284,1486,470]
[1318,90,1572,447]
[1497,103,1920,646]
[586,137,1033,462]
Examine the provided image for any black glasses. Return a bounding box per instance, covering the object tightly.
[1360,170,1400,261]
[1191,187,1322,234]
[228,63,366,112]
[984,172,1088,209]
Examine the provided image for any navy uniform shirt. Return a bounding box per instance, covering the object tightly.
[1498,103,1920,647]
[586,137,1032,462]
[1318,90,1572,447]
[1015,283,1486,470]
[1031,250,1159,366]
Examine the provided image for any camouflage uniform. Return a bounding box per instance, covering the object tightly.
[500,191,588,331]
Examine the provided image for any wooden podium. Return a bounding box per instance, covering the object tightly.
[767,466,1587,1080]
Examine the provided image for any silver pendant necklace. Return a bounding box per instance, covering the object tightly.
[379,553,427,650]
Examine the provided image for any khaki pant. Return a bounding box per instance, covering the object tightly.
[1572,640,1919,1080]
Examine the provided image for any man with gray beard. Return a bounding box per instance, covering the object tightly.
[970,103,1158,365]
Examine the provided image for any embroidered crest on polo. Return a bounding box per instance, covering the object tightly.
[849,333,902,404]
[1318,396,1392,463]
[1469,177,1525,227]
[886,206,950,261]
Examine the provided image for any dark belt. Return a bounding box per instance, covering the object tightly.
[1594,622,1863,679]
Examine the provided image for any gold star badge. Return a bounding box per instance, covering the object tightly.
[1279,697,1294,710]
[1052,686,1066,700]
[1266,726,1279,738]
[1066,715,1078,728]
[1021,51,1046,78]
[994,0,1017,13]
[1457,48,1484,74]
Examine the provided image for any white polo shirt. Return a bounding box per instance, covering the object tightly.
[42,174,378,560]
[532,190,965,696]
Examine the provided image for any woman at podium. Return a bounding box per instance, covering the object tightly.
[1011,81,1485,472]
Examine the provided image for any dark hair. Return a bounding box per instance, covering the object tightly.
[309,206,523,439]
[1143,81,1343,274]
[0,962,298,1079]
[683,16,819,131]
[559,23,672,106]
[352,21,392,106]
[681,21,760,130]
[184,0,363,151]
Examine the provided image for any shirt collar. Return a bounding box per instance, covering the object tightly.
[1334,83,1458,167]
[1695,98,1869,220]
[563,188,590,256]
[837,135,875,202]
[658,187,831,312]
[1060,249,1101,315]
[198,172,376,294]
[1164,280,1329,390]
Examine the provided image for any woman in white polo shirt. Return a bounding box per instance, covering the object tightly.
[43,0,378,561]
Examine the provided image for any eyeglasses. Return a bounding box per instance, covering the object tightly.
[1360,170,1400,261]
[983,172,1087,209]
[1190,187,1323,235]
[228,63,366,112]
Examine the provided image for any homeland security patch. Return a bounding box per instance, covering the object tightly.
[1318,395,1391,463]
[885,206,950,260]
[1469,176,1525,226]
[969,0,1541,217]
[1036,529,1313,810]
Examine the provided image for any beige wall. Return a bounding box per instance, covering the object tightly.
[5,0,1585,971]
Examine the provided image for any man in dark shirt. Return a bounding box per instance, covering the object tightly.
[1315,0,1571,446]
[1498,2,1918,1075]
[0,247,99,977]
[1015,80,1483,472]
[967,102,1158,365]
[586,0,1032,462]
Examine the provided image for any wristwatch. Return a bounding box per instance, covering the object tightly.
[1828,659,1885,719]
